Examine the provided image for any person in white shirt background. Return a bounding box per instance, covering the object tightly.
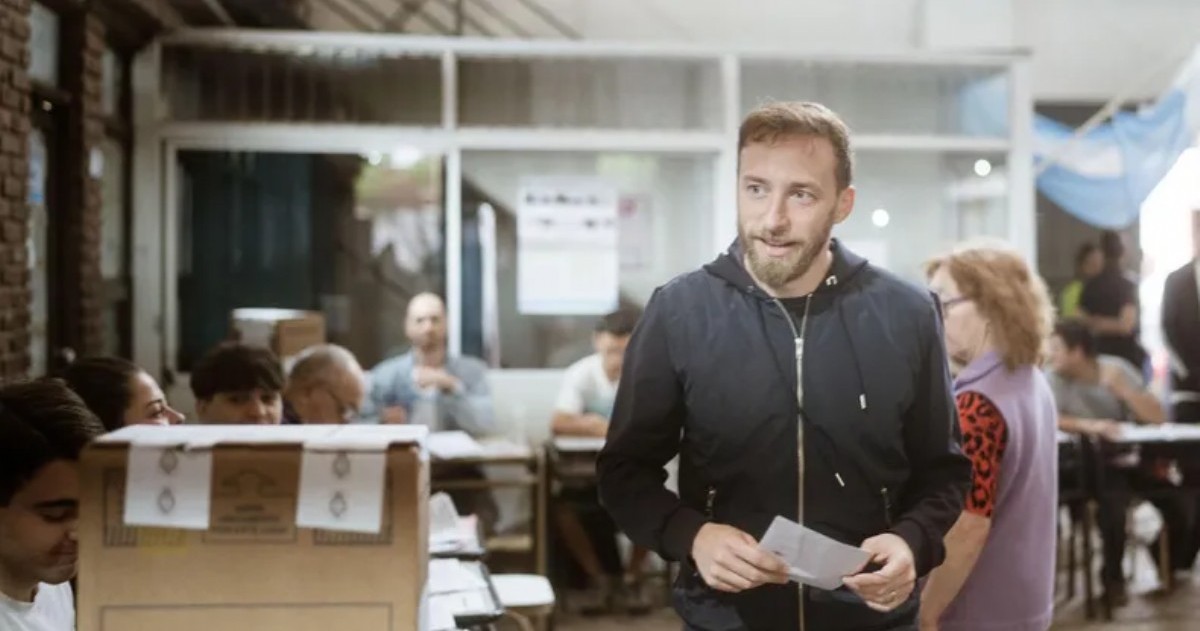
[551,309,653,613]
[0,380,105,631]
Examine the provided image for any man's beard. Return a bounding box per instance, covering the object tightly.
[740,217,835,291]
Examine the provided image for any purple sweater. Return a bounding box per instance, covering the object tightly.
[940,351,1058,631]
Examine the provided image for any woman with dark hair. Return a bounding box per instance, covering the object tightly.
[59,357,184,431]
[1060,242,1103,318]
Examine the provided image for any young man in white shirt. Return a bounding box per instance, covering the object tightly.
[551,309,650,613]
[0,380,105,631]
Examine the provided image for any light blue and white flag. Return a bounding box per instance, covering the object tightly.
[1035,45,1200,229]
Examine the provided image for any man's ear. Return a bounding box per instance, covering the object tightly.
[195,399,210,420]
[834,186,856,225]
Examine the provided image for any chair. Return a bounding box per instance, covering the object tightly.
[493,574,555,631]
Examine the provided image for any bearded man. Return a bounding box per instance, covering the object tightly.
[596,101,971,631]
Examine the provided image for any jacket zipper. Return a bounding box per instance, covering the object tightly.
[705,486,717,519]
[772,294,812,631]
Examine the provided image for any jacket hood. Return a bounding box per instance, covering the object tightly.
[704,237,871,297]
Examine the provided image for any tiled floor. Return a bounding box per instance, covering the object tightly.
[549,575,1200,630]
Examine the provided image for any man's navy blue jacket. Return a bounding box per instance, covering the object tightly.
[597,239,971,630]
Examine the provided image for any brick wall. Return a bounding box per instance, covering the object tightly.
[60,13,106,357]
[0,0,31,380]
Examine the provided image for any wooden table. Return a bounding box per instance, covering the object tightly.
[432,439,547,576]
[1085,423,1200,619]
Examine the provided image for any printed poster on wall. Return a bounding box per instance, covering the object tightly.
[618,194,653,272]
[517,178,619,315]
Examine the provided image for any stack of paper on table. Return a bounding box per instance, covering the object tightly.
[426,559,494,631]
[758,516,872,591]
[426,431,485,460]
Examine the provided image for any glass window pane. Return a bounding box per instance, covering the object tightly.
[28,129,49,376]
[29,3,60,87]
[175,151,445,371]
[100,139,126,279]
[460,151,716,368]
[741,62,1010,138]
[458,57,723,130]
[102,48,123,117]
[161,47,442,124]
[840,152,1009,281]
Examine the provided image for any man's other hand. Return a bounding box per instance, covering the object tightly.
[691,523,789,593]
[843,533,916,612]
[381,406,408,424]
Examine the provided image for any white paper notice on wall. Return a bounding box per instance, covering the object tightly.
[296,451,387,534]
[517,178,619,315]
[618,194,653,272]
[124,446,213,530]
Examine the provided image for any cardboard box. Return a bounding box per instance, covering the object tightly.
[230,308,327,360]
[78,425,430,631]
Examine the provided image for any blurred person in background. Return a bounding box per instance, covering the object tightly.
[1080,230,1148,373]
[1060,242,1103,319]
[1162,209,1200,423]
[919,243,1057,631]
[1046,320,1191,604]
[283,344,367,424]
[190,343,285,425]
[551,309,651,614]
[365,292,494,435]
[60,357,184,431]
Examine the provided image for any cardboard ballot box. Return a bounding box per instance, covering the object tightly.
[230,308,326,360]
[77,425,429,631]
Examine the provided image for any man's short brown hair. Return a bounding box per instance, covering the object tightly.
[738,101,854,190]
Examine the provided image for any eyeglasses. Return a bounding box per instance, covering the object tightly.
[937,295,970,316]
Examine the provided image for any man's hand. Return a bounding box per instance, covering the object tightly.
[1090,418,1124,442]
[581,413,610,437]
[381,406,408,424]
[843,533,916,612]
[414,367,460,393]
[691,523,789,593]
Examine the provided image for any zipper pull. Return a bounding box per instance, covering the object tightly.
[705,487,716,518]
[834,473,845,488]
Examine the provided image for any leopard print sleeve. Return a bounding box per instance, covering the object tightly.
[955,391,1008,518]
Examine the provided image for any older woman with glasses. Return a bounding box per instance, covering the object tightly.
[918,242,1058,631]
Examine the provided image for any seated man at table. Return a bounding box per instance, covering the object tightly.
[365,293,494,435]
[1047,319,1193,603]
[366,293,497,530]
[283,344,367,424]
[551,309,650,614]
[191,342,286,425]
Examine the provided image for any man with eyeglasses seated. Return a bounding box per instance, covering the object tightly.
[283,344,367,425]
[191,342,286,425]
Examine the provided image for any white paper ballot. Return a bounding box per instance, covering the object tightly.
[426,431,484,460]
[758,516,872,591]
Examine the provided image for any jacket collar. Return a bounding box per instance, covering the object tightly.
[704,237,869,297]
